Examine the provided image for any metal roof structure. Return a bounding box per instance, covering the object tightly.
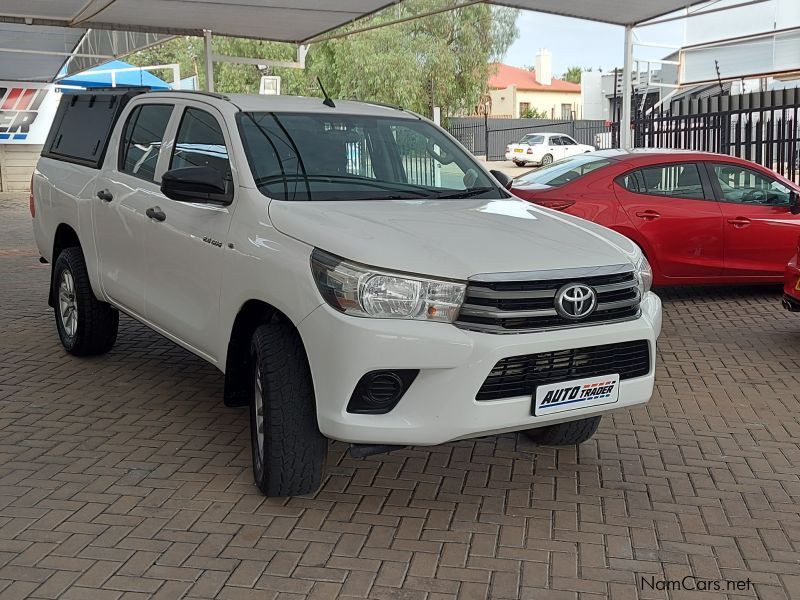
[487,0,709,26]
[0,0,732,147]
[0,0,713,83]
[0,1,399,82]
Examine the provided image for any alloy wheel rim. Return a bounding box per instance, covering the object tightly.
[58,270,77,338]
[254,365,265,466]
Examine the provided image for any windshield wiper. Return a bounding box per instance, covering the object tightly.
[428,186,496,199]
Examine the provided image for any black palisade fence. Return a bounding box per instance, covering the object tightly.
[633,88,800,183]
[446,118,614,160]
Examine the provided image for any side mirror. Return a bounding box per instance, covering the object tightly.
[161,166,232,205]
[490,169,513,191]
[790,190,800,215]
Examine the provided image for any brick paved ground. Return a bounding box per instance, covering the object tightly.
[2,191,800,600]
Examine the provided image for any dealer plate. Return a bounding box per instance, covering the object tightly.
[533,374,620,415]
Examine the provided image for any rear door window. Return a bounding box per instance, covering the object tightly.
[118,104,174,182]
[619,163,707,200]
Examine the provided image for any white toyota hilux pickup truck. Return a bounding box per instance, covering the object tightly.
[32,89,662,496]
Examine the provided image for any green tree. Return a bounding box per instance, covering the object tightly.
[520,106,548,119]
[126,1,518,116]
[562,66,588,84]
[308,1,517,116]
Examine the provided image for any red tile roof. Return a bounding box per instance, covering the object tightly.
[488,63,581,93]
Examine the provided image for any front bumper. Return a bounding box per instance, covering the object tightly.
[299,292,662,445]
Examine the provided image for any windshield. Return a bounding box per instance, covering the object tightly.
[519,134,544,145]
[515,154,613,188]
[238,112,507,201]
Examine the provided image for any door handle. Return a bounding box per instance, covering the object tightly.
[96,189,113,202]
[635,210,661,221]
[145,206,166,222]
[727,217,751,228]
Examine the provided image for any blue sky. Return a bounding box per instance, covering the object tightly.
[503,11,685,77]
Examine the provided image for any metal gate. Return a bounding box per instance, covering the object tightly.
[633,89,800,182]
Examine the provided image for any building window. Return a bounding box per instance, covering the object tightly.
[519,102,530,116]
[561,103,573,120]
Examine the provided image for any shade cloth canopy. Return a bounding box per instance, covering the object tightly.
[0,0,710,83]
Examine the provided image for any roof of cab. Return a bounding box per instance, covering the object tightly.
[141,90,419,119]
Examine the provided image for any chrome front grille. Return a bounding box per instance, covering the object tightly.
[455,264,641,334]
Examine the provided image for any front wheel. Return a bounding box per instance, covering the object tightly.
[522,416,601,445]
[53,247,118,356]
[250,318,327,496]
[541,153,553,166]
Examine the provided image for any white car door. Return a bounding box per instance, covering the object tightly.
[547,135,564,161]
[93,102,175,317]
[559,135,581,159]
[142,100,235,362]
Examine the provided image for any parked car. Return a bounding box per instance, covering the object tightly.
[511,149,800,286]
[784,237,800,312]
[32,89,662,497]
[505,132,594,167]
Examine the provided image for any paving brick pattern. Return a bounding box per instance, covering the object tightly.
[2,192,800,599]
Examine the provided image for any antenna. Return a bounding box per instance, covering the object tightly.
[317,77,336,108]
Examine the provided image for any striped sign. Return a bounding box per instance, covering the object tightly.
[0,85,50,142]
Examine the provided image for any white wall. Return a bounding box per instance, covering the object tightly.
[0,145,41,192]
[581,71,604,120]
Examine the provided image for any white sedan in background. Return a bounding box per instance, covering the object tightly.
[505,133,595,167]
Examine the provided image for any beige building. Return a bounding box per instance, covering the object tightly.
[488,50,582,119]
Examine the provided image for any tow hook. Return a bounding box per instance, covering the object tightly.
[348,444,406,458]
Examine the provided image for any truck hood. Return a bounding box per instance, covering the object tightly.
[268,197,637,280]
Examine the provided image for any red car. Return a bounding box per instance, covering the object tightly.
[512,149,800,286]
[785,238,800,312]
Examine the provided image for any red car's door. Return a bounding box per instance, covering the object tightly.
[705,161,800,278]
[614,161,724,278]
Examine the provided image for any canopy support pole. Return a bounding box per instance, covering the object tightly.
[203,29,214,92]
[619,25,633,149]
[620,24,634,149]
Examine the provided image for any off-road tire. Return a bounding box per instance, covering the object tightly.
[250,318,327,496]
[523,416,601,445]
[53,247,119,356]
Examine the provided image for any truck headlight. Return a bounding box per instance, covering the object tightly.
[311,249,466,323]
[635,253,653,295]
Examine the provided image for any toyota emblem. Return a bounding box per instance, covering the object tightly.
[554,283,597,320]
